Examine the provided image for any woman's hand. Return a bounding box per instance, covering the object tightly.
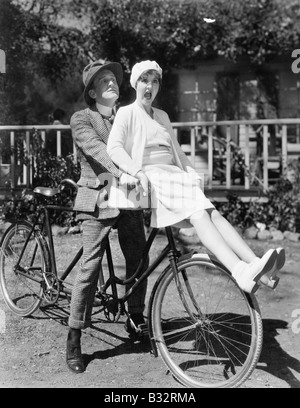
[136,170,150,196]
[119,173,139,190]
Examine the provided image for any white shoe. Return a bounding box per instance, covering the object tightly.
[232,249,277,294]
[259,248,285,289]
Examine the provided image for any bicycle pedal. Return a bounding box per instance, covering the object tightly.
[139,323,149,334]
[125,319,149,342]
[93,297,103,307]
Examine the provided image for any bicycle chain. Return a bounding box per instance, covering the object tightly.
[42,273,61,305]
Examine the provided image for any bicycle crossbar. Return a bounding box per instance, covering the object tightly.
[59,247,83,282]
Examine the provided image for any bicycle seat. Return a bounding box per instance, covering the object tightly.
[33,186,60,197]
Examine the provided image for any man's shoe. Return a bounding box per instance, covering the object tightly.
[125,313,148,342]
[66,330,85,374]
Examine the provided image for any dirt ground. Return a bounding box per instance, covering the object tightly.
[0,229,300,389]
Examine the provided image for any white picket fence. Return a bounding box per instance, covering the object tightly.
[1,119,300,194]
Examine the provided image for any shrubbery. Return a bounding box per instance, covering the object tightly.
[214,159,300,233]
[1,129,80,226]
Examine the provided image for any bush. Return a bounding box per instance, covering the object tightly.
[215,159,300,233]
[214,193,252,230]
[1,129,80,226]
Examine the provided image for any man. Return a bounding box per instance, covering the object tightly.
[66,60,148,374]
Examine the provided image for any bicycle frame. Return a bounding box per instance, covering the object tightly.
[103,226,181,305]
[42,204,78,279]
[11,189,186,359]
[12,202,80,290]
[37,202,183,308]
[14,198,183,313]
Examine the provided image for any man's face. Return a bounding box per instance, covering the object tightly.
[89,69,119,106]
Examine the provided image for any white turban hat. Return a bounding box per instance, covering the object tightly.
[130,60,162,89]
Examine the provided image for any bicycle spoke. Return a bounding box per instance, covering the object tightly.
[151,256,262,388]
[0,222,50,316]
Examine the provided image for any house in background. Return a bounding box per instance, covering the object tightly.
[176,54,299,126]
[172,54,300,188]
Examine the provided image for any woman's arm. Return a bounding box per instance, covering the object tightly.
[107,107,142,176]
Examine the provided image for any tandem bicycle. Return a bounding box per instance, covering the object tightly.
[0,179,263,388]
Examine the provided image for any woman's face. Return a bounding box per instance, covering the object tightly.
[136,70,160,109]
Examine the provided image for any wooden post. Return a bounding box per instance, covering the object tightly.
[244,125,250,190]
[57,130,61,156]
[263,125,269,190]
[10,131,15,188]
[226,126,231,189]
[26,131,31,187]
[281,125,287,172]
[208,126,213,189]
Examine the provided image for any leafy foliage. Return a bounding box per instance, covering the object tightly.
[0,0,89,124]
[215,159,300,232]
[84,0,300,115]
[1,0,299,124]
[214,193,252,230]
[89,0,300,69]
[30,129,80,188]
[1,129,80,226]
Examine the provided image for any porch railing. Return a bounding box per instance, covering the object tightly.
[173,118,300,192]
[1,119,300,193]
[0,125,75,190]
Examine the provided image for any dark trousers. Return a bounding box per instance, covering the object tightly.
[68,211,148,329]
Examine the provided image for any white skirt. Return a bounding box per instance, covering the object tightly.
[143,147,215,228]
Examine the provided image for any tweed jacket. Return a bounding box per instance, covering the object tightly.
[70,105,122,218]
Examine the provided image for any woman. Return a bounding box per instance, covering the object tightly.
[107,60,285,294]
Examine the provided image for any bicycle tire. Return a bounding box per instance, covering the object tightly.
[150,253,263,388]
[0,221,51,317]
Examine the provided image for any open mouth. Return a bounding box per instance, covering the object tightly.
[144,91,152,100]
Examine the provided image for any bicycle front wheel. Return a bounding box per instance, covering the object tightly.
[151,254,263,388]
[0,221,50,317]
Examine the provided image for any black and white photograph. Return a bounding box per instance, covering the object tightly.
[0,0,300,390]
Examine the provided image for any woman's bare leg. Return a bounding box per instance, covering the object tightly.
[208,208,256,263]
[189,210,240,272]
[207,209,279,286]
[190,209,280,290]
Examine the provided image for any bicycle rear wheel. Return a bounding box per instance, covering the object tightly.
[151,254,263,388]
[0,221,51,317]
